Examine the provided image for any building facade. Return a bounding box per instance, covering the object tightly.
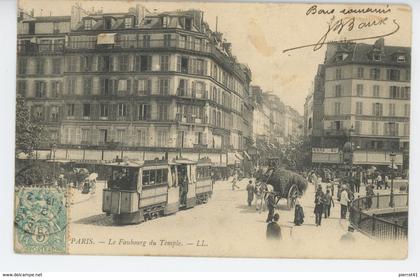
[17,5,253,166]
[312,39,410,168]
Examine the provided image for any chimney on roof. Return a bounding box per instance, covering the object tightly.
[374,38,385,50]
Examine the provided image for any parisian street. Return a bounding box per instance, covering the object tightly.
[68,177,405,259]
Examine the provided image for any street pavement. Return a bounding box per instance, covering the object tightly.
[67,177,407,259]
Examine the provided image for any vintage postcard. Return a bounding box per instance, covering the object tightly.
[15,0,411,259]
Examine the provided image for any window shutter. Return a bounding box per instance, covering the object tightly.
[75,128,81,144]
[192,58,197,74]
[133,79,138,95]
[192,81,196,97]
[100,78,105,95]
[94,103,100,120]
[203,60,208,75]
[188,57,192,74]
[126,103,131,120]
[113,80,118,95]
[109,56,114,72]
[80,57,84,72]
[147,79,152,95]
[177,56,181,72]
[110,104,116,120]
[75,103,81,120]
[127,79,132,95]
[147,104,151,120]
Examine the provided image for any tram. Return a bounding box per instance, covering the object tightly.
[102,157,213,225]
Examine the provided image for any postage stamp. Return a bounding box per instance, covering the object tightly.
[14,186,68,254]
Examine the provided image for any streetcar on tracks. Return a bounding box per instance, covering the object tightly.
[102,157,213,225]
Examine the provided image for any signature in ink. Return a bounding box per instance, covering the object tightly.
[283,16,400,53]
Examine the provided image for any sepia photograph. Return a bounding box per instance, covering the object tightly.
[13,0,411,260]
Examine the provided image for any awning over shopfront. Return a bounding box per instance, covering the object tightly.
[97,33,116,44]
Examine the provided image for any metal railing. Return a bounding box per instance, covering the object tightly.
[17,43,64,55]
[349,193,408,240]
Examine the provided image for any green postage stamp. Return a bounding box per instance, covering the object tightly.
[14,187,68,254]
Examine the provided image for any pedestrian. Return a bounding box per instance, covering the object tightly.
[232,171,240,190]
[326,182,333,199]
[293,195,304,226]
[340,186,351,219]
[362,171,368,186]
[384,175,389,190]
[324,189,334,218]
[340,226,356,243]
[266,213,282,240]
[337,181,342,201]
[266,192,276,223]
[376,173,382,189]
[314,185,325,226]
[246,180,254,207]
[365,185,375,209]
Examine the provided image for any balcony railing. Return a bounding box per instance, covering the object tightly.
[17,43,64,55]
[176,88,208,100]
[66,37,248,81]
[175,113,207,124]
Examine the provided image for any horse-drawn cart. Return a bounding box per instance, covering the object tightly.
[257,167,308,210]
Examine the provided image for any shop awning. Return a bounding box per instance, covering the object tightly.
[97,33,116,44]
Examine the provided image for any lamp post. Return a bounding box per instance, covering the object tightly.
[389,152,396,208]
[348,125,354,178]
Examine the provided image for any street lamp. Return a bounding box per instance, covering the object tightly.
[348,125,355,177]
[389,152,396,208]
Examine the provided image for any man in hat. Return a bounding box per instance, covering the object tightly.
[340,185,351,219]
[266,213,282,240]
[314,185,325,226]
[246,180,255,207]
[340,226,356,243]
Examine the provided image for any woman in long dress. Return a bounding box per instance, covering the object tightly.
[294,195,304,226]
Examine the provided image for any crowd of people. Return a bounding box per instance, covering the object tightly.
[228,163,404,242]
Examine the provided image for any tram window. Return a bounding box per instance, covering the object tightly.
[142,170,150,186]
[162,169,168,183]
[149,170,156,185]
[156,169,163,183]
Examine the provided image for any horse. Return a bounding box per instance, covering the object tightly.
[254,182,274,213]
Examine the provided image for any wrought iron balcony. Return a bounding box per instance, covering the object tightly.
[17,43,64,55]
[176,88,208,100]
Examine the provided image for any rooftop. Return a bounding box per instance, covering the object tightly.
[325,38,411,66]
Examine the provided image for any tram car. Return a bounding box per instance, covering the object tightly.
[102,157,213,225]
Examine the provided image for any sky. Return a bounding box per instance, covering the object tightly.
[18,0,412,114]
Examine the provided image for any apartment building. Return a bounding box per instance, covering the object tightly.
[17,5,253,166]
[315,39,410,168]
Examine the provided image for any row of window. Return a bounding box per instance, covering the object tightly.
[64,127,211,149]
[333,102,410,117]
[329,121,409,136]
[335,67,410,81]
[18,58,62,75]
[334,84,410,99]
[32,102,234,129]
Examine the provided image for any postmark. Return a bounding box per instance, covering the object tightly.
[14,186,68,254]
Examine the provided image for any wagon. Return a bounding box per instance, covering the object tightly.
[257,167,308,210]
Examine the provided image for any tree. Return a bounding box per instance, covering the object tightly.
[15,95,45,158]
[282,136,312,171]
